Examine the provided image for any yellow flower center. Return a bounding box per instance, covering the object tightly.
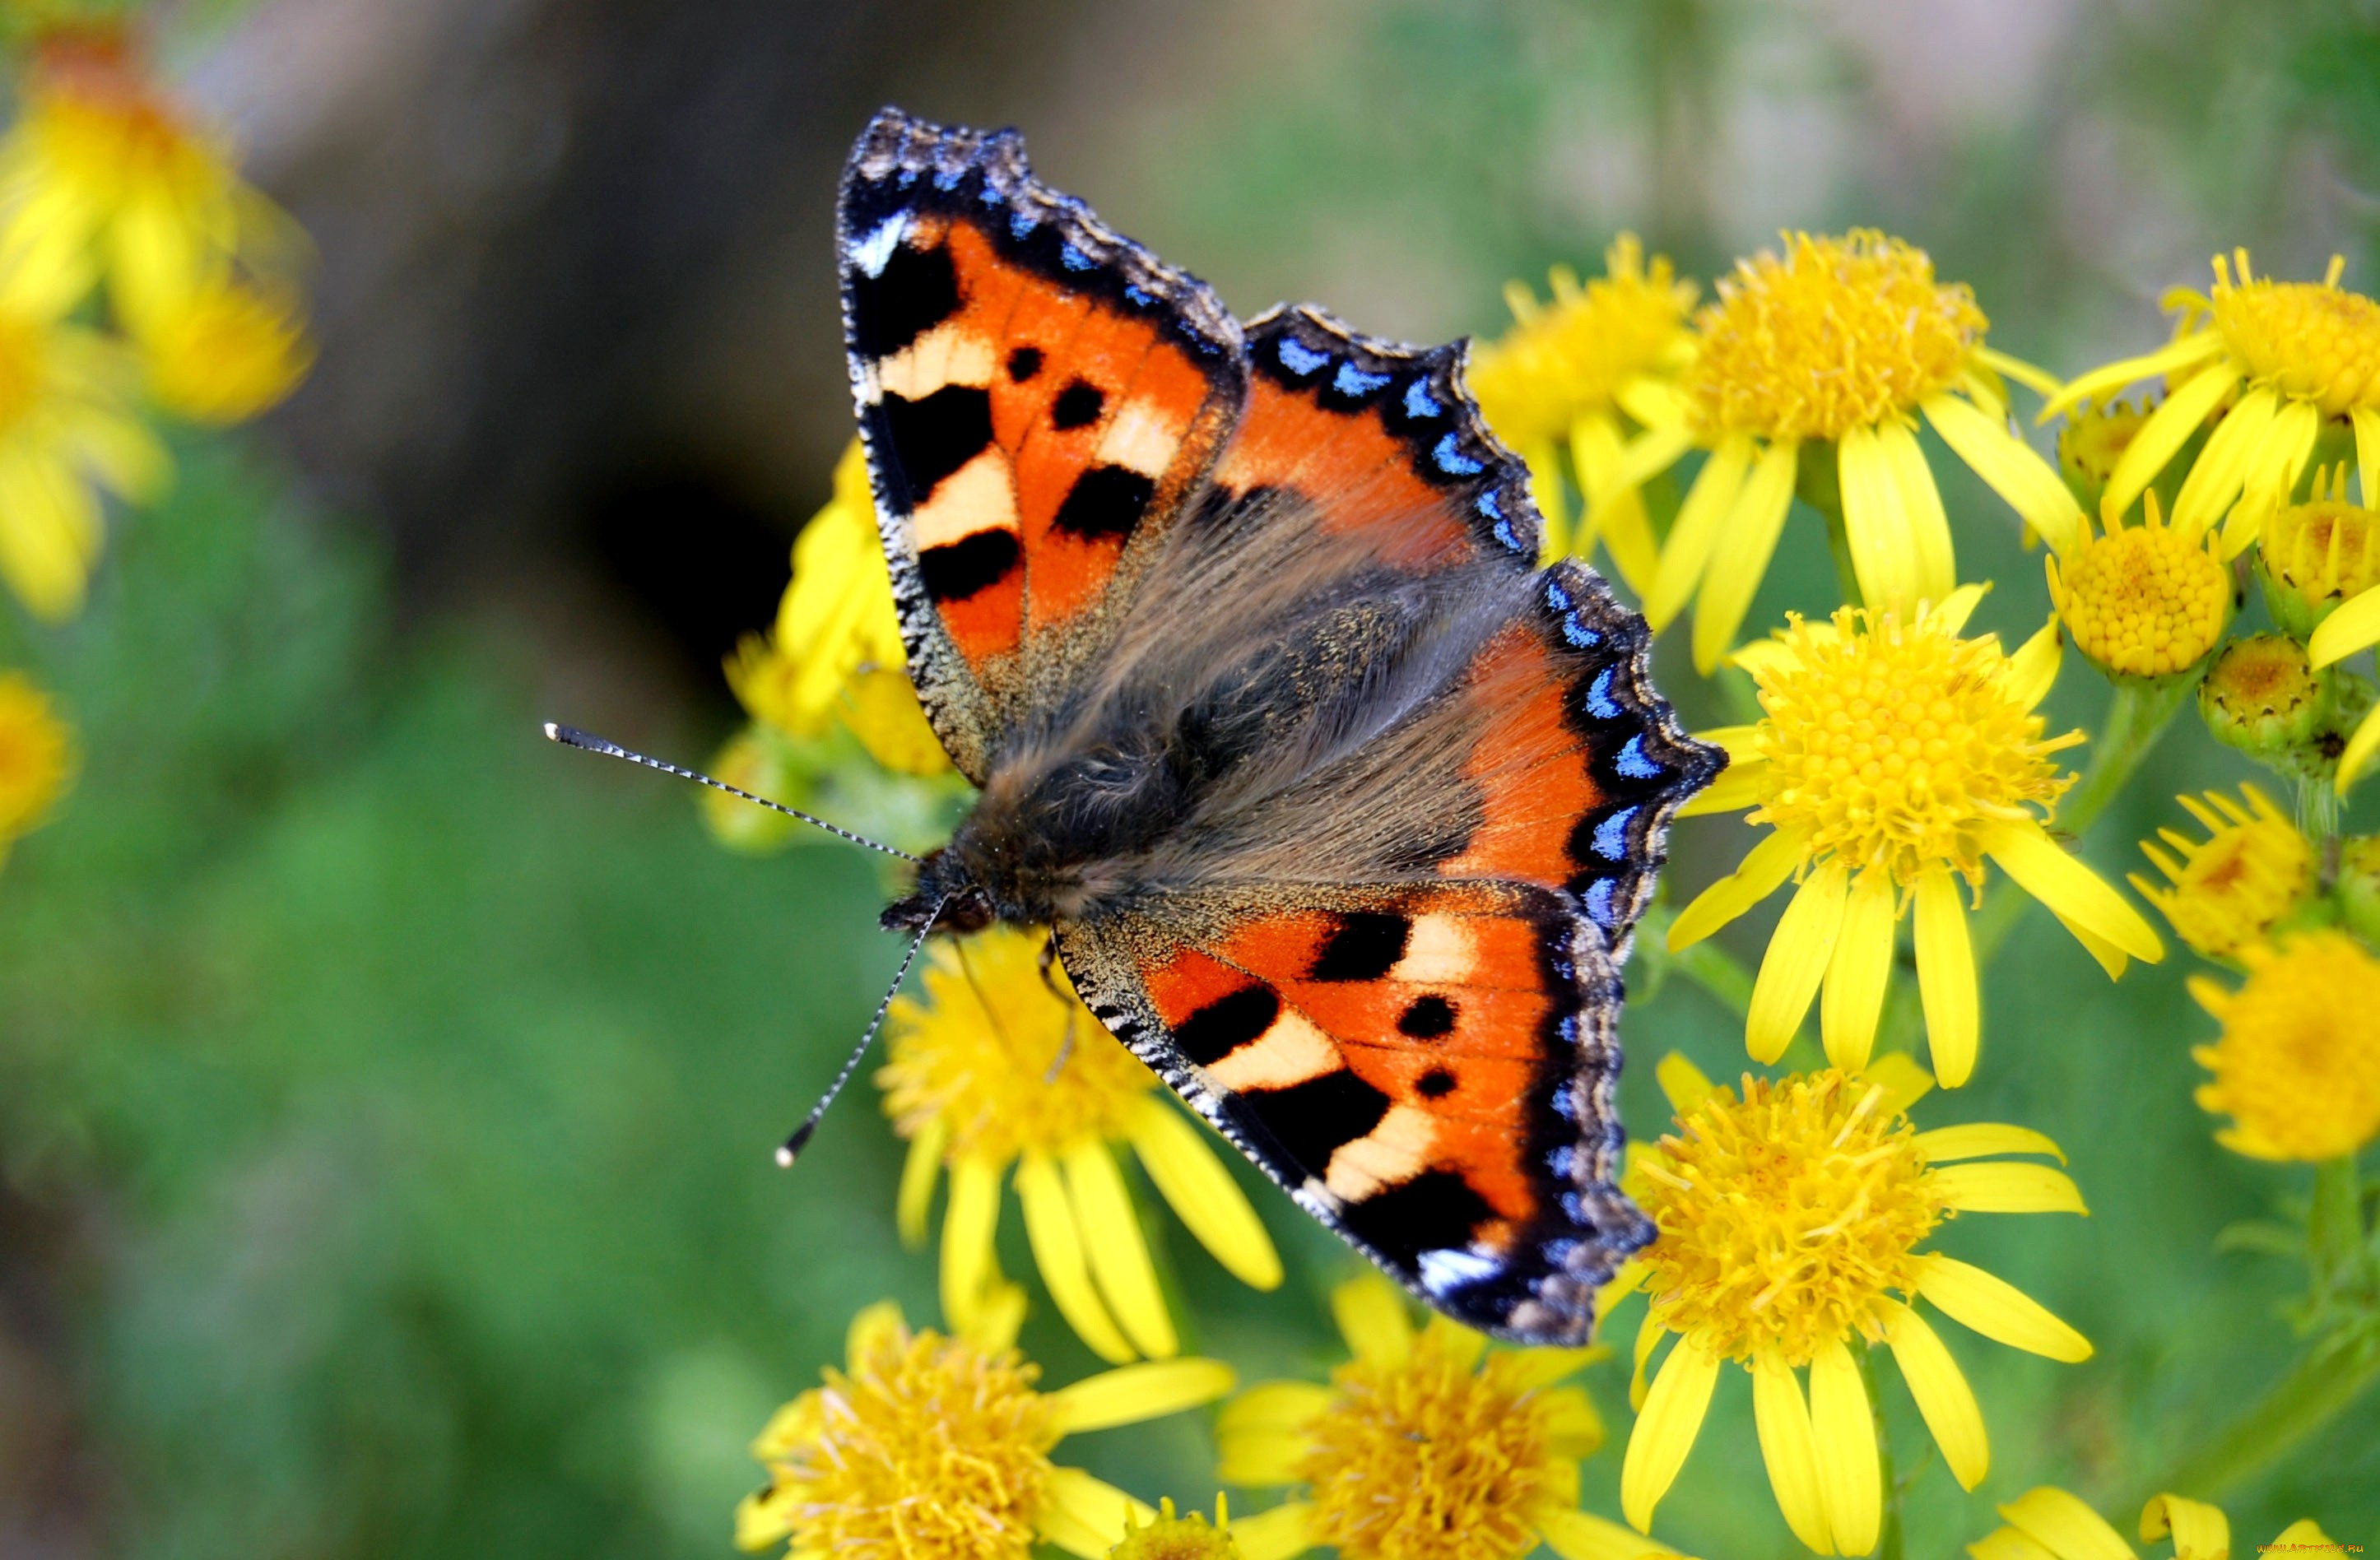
[756,1321,1058,1560]
[2262,466,2380,607]
[2193,931,2380,1161]
[1468,235,1695,445]
[1689,230,1985,443]
[880,926,1154,1163]
[1633,1070,1945,1366]
[2208,253,2380,416]
[1296,1330,1559,1560]
[1748,606,2074,886]
[0,674,72,838]
[2048,501,2229,679]
[1112,1500,1239,1560]
[2133,787,2313,960]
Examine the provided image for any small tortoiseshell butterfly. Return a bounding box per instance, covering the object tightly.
[844,109,1721,1345]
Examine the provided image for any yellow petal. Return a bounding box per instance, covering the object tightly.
[1629,1311,1664,1411]
[2038,330,2225,422]
[1017,1150,1137,1363]
[1729,636,1800,678]
[1982,819,2164,964]
[1577,412,1663,592]
[1619,374,1694,434]
[2267,1520,2336,1550]
[2308,583,2380,669]
[1230,1500,1316,1560]
[1821,867,1898,1073]
[1596,484,1662,597]
[1541,1382,1608,1456]
[2001,1487,2135,1560]
[1914,868,1981,1088]
[845,1300,907,1368]
[1620,1334,1720,1533]
[1062,1140,1178,1358]
[895,1117,946,1250]
[1667,824,1807,949]
[1692,438,1801,674]
[1216,1381,1327,1484]
[1695,723,1765,758]
[1920,1258,2094,1362]
[1886,1305,1989,1490]
[1838,424,1921,616]
[2171,386,2280,537]
[1647,433,1754,630]
[1539,1505,1688,1560]
[1609,416,1700,492]
[1420,1314,1489,1371]
[2006,616,2065,712]
[1676,755,1768,817]
[2140,1493,2230,1560]
[2339,701,2380,794]
[1913,1123,2066,1164]
[941,1155,1004,1337]
[1751,1349,1834,1553]
[1933,581,1992,637]
[1046,1357,1235,1437]
[1657,1052,1717,1113]
[1332,1273,1414,1367]
[1809,1335,1880,1556]
[1863,1052,1936,1116]
[1924,392,2081,556]
[1218,1379,1334,1437]
[2052,908,2132,981]
[1878,419,1959,607]
[1498,1344,1606,1394]
[1522,438,1574,560]
[1748,860,1849,1064]
[1969,1527,2065,1560]
[2107,364,2241,520]
[1038,1465,1155,1558]
[1127,1094,1283,1290]
[1934,1161,2089,1215]
[1974,346,2064,399]
[2355,402,2380,508]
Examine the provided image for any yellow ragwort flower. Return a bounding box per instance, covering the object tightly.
[1968,1485,2340,1560]
[136,275,313,425]
[2189,930,2380,1162]
[1617,1056,2092,1555]
[737,1298,1235,1560]
[1632,231,2077,671]
[0,670,72,862]
[2130,785,2313,960]
[881,924,1282,1363]
[728,440,948,775]
[2046,493,2230,682]
[1216,1274,1682,1560]
[2042,250,2380,557]
[1468,236,1697,592]
[1669,587,2162,1086]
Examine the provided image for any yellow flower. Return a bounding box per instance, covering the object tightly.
[1668,587,2162,1086]
[0,276,167,620]
[1617,1056,2093,1554]
[728,440,948,775]
[737,1298,1235,1560]
[137,275,312,424]
[2189,930,2380,1162]
[2042,251,2380,556]
[1216,1274,1681,1560]
[0,27,302,330]
[2129,786,2313,960]
[2262,464,2380,643]
[0,670,71,861]
[1111,1497,1242,1560]
[1469,236,1697,591]
[1635,231,2075,671]
[2045,493,2230,681]
[1967,1485,2340,1560]
[881,925,1282,1363]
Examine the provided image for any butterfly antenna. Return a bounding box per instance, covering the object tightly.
[776,896,948,1167]
[542,722,920,862]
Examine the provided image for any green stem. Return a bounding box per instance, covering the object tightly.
[1797,443,1862,608]
[1858,1342,1906,1560]
[1635,903,1755,1019]
[2137,1326,2380,1507]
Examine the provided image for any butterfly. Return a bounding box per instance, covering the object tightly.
[840,107,1721,1345]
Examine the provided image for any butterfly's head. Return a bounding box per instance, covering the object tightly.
[880,847,997,936]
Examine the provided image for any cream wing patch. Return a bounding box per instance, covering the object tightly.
[1390,914,1478,987]
[1205,1007,1341,1092]
[1324,1104,1438,1200]
[911,448,1020,551]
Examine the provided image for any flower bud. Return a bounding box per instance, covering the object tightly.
[2338,835,2380,948]
[2257,462,2380,641]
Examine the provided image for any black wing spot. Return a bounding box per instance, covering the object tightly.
[1415,1067,1457,1098]
[918,528,1020,603]
[1339,1170,1496,1266]
[850,241,960,360]
[1247,1070,1391,1174]
[1051,465,1155,541]
[881,385,993,501]
[1051,380,1104,429]
[1176,986,1280,1067]
[1398,996,1456,1038]
[1006,346,1044,382]
[1309,912,1411,982]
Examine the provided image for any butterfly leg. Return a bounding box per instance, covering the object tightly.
[1039,931,1076,1082]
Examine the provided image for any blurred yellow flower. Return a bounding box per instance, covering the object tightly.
[881,925,1281,1363]
[137,275,312,424]
[1669,587,2161,1085]
[1967,1485,2339,1560]
[2043,251,2380,554]
[1636,231,2075,671]
[737,1298,1234,1560]
[1469,236,1697,590]
[1216,1274,1674,1560]
[2130,785,2313,960]
[0,670,71,861]
[1617,1057,2091,1554]
[2046,493,2229,682]
[728,440,948,774]
[2189,930,2380,1162]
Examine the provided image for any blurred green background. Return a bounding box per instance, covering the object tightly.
[2,1,2378,1555]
